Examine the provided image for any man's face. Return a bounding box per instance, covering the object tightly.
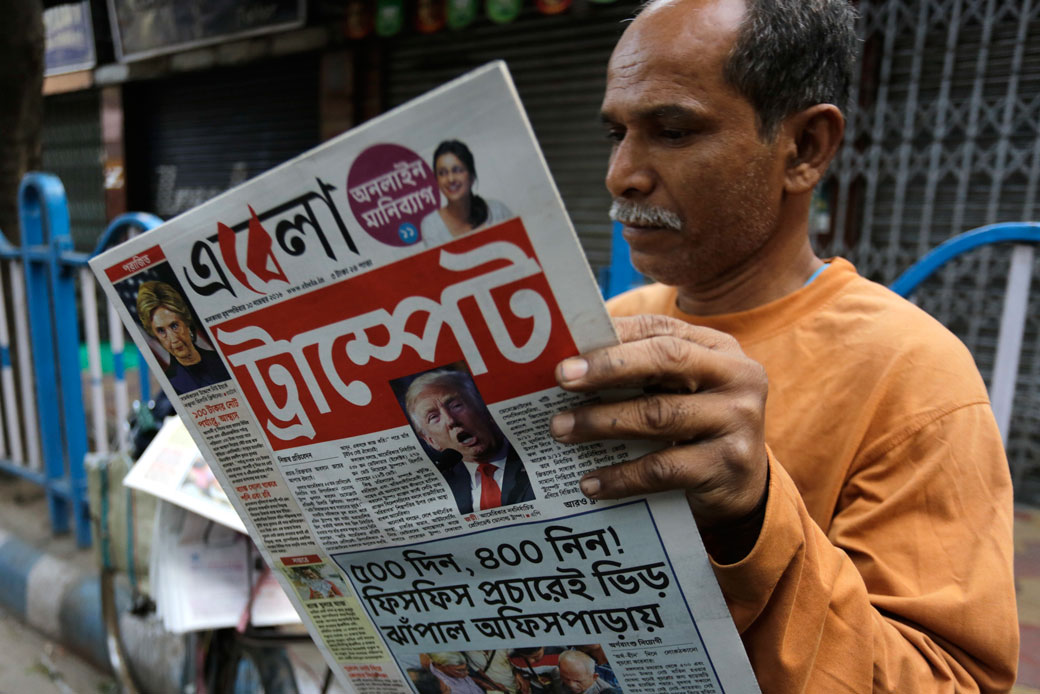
[559,660,596,693]
[601,0,788,289]
[413,384,502,463]
[434,661,469,679]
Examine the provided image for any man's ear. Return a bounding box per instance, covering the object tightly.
[782,104,845,195]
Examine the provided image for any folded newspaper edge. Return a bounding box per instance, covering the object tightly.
[124,415,247,534]
[91,61,760,694]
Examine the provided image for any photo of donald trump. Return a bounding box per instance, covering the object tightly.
[401,366,534,514]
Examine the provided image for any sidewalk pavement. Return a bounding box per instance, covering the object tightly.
[1,473,1038,692]
[0,474,349,694]
[0,475,113,692]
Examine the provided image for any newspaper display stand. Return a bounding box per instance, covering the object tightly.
[92,63,760,694]
[125,416,301,632]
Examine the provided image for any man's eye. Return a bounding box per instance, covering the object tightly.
[604,128,625,143]
[660,129,689,140]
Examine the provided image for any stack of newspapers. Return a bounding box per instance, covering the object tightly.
[128,417,299,632]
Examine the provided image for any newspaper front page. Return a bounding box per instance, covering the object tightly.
[91,62,759,694]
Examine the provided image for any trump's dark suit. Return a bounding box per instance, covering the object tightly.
[441,445,535,514]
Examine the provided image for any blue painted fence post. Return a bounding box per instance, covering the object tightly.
[18,173,91,547]
[605,221,643,299]
[92,212,165,408]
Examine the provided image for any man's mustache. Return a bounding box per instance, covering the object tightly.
[609,199,683,231]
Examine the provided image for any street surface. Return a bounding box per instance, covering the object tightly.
[0,606,113,694]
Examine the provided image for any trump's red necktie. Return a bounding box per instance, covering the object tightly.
[478,463,502,509]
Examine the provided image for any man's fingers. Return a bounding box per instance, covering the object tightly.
[550,313,770,526]
[556,336,749,393]
[555,315,756,394]
[579,440,768,525]
[576,442,724,500]
[551,392,743,442]
[613,314,740,352]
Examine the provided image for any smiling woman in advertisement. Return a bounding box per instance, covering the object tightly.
[421,140,514,245]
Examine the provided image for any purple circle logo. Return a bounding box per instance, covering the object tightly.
[347,143,439,247]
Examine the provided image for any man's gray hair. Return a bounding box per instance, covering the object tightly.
[427,651,467,667]
[558,649,596,674]
[404,369,481,428]
[723,0,859,139]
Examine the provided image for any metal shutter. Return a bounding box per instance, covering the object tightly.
[124,53,322,219]
[42,90,105,251]
[820,1,1040,499]
[384,2,640,273]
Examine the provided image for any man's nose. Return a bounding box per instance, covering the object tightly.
[605,136,655,199]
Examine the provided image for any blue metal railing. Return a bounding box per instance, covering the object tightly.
[890,222,1040,297]
[890,221,1040,456]
[0,173,161,546]
[5,173,1036,546]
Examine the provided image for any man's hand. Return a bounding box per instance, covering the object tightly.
[550,314,770,535]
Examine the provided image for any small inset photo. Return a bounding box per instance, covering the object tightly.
[408,646,621,694]
[178,455,229,505]
[420,139,515,246]
[114,263,230,395]
[389,363,534,514]
[287,563,348,601]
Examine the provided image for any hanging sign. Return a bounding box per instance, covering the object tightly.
[344,0,374,39]
[415,0,446,33]
[375,0,404,36]
[486,0,521,23]
[44,1,96,75]
[107,0,304,63]
[535,0,571,14]
[447,0,478,29]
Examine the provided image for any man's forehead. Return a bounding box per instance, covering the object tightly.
[632,0,746,34]
[604,0,751,120]
[609,0,746,77]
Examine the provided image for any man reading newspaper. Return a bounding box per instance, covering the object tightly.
[551,0,1018,692]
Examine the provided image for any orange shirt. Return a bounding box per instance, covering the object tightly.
[607,258,1018,693]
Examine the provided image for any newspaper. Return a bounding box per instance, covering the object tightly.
[124,415,246,532]
[150,499,300,633]
[91,62,759,694]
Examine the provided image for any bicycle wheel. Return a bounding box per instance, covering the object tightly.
[207,629,300,694]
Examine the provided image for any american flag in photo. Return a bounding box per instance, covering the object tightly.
[114,269,152,316]
[112,267,173,369]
